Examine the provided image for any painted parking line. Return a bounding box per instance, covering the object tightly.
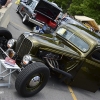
[68,86,77,100]
[10,21,31,32]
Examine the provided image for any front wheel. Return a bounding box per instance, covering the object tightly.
[15,62,50,97]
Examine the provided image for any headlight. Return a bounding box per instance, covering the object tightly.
[6,49,15,58]
[7,39,15,48]
[22,55,32,65]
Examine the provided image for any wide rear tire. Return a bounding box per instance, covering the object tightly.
[15,62,50,97]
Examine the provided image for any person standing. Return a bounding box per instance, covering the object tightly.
[0,0,12,8]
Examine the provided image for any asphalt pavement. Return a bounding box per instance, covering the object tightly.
[0,0,100,100]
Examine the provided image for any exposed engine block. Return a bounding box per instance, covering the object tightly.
[38,50,61,68]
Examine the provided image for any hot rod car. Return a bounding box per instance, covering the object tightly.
[1,22,100,97]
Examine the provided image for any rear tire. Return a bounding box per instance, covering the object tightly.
[0,27,12,50]
[0,27,12,39]
[15,62,50,97]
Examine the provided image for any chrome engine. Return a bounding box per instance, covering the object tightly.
[38,50,61,69]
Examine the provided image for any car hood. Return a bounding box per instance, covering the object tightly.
[34,0,62,20]
[29,33,80,58]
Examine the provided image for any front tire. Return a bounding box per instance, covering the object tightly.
[15,62,50,97]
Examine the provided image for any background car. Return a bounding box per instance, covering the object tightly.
[59,16,86,28]
[75,15,100,32]
[16,0,62,29]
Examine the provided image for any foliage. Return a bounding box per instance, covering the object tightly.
[49,0,100,24]
[67,0,83,15]
[49,0,72,12]
[81,0,100,24]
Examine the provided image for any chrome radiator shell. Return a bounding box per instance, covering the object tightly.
[15,34,32,58]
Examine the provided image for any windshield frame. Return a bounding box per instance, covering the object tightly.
[56,27,90,52]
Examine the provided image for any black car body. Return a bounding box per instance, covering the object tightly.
[16,0,62,28]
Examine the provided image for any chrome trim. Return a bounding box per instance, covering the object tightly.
[19,11,23,17]
[16,34,26,54]
[16,35,33,58]
[29,17,44,27]
[29,76,40,87]
[19,9,44,27]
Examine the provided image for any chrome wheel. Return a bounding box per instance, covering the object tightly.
[29,75,40,87]
[15,62,50,97]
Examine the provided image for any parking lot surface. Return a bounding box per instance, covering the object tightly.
[0,0,100,100]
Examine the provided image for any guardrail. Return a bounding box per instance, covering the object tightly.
[0,3,12,28]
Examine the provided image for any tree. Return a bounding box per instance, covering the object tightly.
[49,0,72,12]
[67,0,100,24]
[81,0,100,24]
[67,0,83,15]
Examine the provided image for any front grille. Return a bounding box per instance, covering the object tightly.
[15,34,25,52]
[15,34,32,58]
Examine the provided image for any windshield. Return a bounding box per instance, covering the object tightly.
[57,28,89,52]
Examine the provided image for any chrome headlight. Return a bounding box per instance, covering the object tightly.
[22,55,32,65]
[6,49,15,58]
[7,39,15,48]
